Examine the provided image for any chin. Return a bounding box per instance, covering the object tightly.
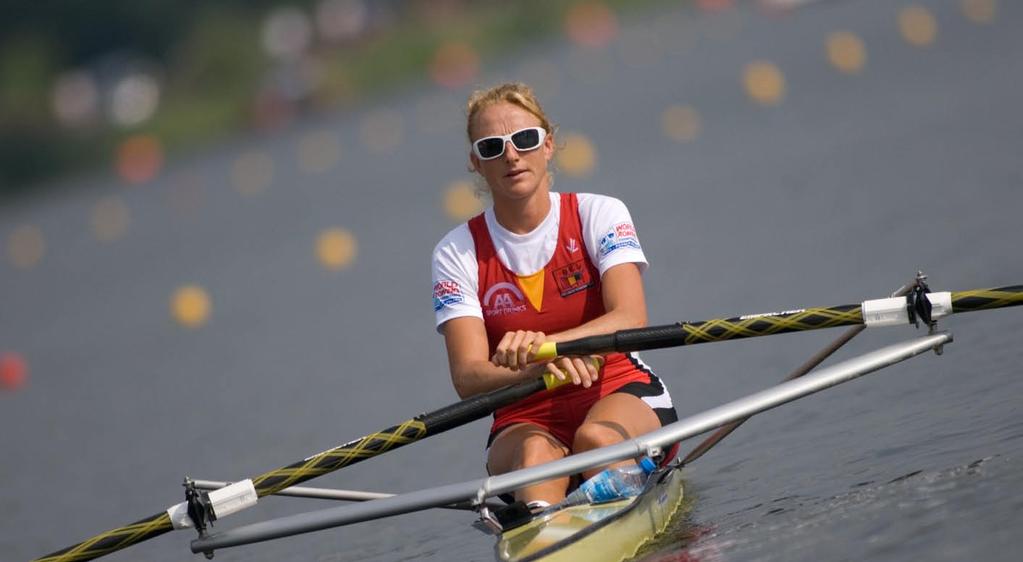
[496,182,540,201]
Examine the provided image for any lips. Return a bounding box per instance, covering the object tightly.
[505,169,527,178]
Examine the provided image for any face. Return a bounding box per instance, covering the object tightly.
[468,102,554,203]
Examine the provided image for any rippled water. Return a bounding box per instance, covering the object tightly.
[4,1,1022,561]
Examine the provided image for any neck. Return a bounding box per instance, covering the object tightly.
[492,185,552,234]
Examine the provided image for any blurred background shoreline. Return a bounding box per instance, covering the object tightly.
[0,0,691,200]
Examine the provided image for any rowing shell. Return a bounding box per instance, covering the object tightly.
[497,466,686,562]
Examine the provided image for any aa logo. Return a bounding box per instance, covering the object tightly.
[482,282,528,317]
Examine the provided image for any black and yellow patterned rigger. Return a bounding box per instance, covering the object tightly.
[37,375,552,562]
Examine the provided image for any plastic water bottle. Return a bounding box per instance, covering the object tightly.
[544,457,657,513]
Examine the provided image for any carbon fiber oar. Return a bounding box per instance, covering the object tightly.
[535,286,1023,360]
[35,374,567,562]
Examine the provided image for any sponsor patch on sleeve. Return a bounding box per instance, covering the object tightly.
[598,222,641,258]
[433,280,464,312]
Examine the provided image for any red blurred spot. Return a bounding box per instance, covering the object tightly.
[116,134,164,185]
[564,2,619,49]
[429,41,480,90]
[0,352,27,391]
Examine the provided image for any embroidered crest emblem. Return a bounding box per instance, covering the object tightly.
[554,260,594,297]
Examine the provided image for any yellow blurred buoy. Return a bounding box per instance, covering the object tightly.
[171,285,211,328]
[444,181,484,221]
[316,228,358,271]
[743,61,786,106]
[900,5,938,47]
[556,133,597,178]
[661,105,702,142]
[827,31,867,74]
[962,0,996,24]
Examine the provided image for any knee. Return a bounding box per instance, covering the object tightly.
[517,434,564,467]
[573,421,627,453]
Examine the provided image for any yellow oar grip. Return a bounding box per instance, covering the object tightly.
[540,356,604,391]
[534,341,558,361]
[542,371,570,390]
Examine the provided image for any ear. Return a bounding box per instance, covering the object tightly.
[469,151,481,174]
[543,132,555,162]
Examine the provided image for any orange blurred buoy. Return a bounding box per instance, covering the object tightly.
[0,352,27,391]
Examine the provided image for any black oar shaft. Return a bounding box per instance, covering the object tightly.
[251,377,548,496]
[34,514,174,562]
[35,377,551,562]
[952,286,1023,313]
[544,286,1023,358]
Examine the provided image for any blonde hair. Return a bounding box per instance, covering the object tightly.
[465,82,555,141]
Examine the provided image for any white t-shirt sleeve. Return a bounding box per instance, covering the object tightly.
[578,193,649,276]
[431,224,482,332]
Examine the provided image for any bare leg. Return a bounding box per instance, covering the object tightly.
[487,423,571,504]
[572,393,662,479]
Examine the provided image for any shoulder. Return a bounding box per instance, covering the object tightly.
[432,222,475,260]
[576,192,631,218]
[574,192,635,229]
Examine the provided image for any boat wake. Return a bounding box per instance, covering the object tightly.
[635,454,1014,562]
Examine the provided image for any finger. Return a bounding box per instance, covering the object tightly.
[491,331,516,366]
[560,357,583,387]
[584,357,599,382]
[518,331,544,368]
[546,362,567,381]
[586,356,602,381]
[507,331,529,370]
[571,357,594,388]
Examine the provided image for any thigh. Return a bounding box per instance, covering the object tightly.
[487,423,571,475]
[582,393,663,441]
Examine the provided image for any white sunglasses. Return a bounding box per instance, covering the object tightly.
[471,127,547,160]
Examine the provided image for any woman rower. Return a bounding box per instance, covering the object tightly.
[431,82,678,509]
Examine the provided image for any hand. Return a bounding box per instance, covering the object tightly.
[491,330,546,371]
[545,355,604,388]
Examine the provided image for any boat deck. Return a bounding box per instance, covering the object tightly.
[496,467,686,562]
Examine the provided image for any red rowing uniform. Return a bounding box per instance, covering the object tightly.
[468,193,676,448]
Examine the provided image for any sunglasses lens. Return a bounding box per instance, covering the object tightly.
[511,128,541,151]
[476,138,505,159]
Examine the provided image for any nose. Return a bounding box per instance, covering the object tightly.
[502,141,520,160]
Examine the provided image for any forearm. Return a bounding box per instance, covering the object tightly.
[450,359,543,399]
[547,304,647,345]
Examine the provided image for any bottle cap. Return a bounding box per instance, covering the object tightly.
[638,457,657,474]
